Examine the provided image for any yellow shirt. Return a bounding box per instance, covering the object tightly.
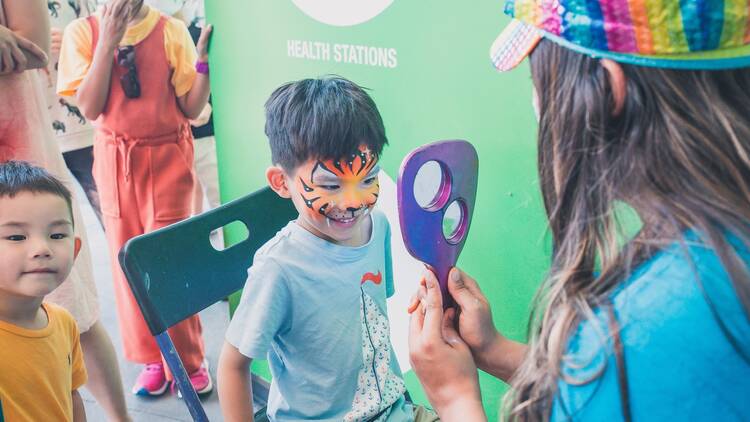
[57,5,198,98]
[0,303,87,422]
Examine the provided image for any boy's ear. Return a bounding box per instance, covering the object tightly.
[73,237,82,260]
[266,166,292,199]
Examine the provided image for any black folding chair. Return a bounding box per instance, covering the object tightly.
[119,186,296,421]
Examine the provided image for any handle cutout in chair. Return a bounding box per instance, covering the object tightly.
[212,220,250,251]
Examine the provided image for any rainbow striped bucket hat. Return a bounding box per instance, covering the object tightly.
[491,0,750,71]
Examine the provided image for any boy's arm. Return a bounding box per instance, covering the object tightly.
[65,307,88,422]
[218,340,255,422]
[176,25,212,120]
[75,0,130,120]
[72,389,87,422]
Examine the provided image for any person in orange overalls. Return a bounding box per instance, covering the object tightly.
[57,0,213,396]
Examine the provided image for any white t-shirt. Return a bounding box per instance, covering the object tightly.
[226,210,412,421]
[41,0,96,153]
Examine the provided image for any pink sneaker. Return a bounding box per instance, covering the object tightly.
[132,362,170,396]
[176,360,213,398]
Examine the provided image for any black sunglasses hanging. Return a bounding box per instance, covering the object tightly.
[117,45,141,99]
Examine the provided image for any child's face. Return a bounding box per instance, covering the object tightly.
[287,145,380,246]
[0,192,78,300]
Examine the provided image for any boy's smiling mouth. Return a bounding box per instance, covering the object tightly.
[327,213,357,226]
[324,207,371,228]
[331,216,356,223]
[23,268,57,274]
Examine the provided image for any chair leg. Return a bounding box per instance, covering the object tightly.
[155,332,208,422]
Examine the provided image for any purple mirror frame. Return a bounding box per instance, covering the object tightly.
[397,140,479,307]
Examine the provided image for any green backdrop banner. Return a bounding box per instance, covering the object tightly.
[205,1,550,418]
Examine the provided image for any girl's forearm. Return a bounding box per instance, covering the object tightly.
[178,72,210,120]
[439,398,488,422]
[476,336,528,383]
[76,42,117,120]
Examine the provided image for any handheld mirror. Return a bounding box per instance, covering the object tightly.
[397,140,479,308]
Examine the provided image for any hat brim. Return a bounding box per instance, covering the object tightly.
[490,20,542,72]
[543,32,750,70]
[492,20,750,72]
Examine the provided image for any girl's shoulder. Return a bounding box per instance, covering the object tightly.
[554,233,750,420]
[614,232,750,350]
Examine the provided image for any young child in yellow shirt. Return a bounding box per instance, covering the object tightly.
[0,161,87,421]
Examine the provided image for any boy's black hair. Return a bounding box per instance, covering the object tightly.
[0,161,74,224]
[264,75,388,171]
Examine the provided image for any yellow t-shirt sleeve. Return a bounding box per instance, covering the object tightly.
[69,319,88,390]
[57,18,94,97]
[164,18,198,98]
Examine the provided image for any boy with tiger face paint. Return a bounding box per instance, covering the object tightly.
[258,74,391,248]
[218,77,438,421]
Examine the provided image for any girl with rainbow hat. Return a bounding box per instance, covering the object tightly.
[409,0,750,420]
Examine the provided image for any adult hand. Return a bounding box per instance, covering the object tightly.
[50,27,63,57]
[0,25,47,74]
[447,268,529,382]
[444,268,505,371]
[196,24,212,62]
[409,270,487,421]
[409,267,528,383]
[99,0,131,51]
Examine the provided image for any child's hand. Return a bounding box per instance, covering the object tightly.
[409,272,486,420]
[50,27,62,57]
[189,102,212,126]
[196,24,212,62]
[0,25,47,74]
[99,0,130,50]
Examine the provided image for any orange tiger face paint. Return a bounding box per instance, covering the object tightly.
[299,145,380,217]
[290,145,380,245]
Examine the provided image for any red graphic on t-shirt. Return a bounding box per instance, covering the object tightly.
[360,271,382,285]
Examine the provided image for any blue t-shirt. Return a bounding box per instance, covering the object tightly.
[552,233,750,421]
[226,210,412,421]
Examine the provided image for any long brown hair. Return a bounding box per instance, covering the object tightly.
[505,39,750,420]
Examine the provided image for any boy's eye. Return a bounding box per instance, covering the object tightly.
[5,235,26,241]
[50,233,69,240]
[319,184,340,191]
[363,177,377,186]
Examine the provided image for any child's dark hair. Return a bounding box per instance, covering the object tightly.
[264,75,388,171]
[0,161,74,224]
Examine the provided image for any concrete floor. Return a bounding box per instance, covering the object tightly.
[74,182,228,421]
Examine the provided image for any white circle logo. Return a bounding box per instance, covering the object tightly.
[292,0,394,27]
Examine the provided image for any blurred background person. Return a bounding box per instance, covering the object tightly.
[1,0,131,420]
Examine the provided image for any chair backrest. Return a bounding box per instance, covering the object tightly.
[119,186,297,335]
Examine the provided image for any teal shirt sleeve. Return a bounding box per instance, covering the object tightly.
[225,256,292,359]
[553,236,750,421]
